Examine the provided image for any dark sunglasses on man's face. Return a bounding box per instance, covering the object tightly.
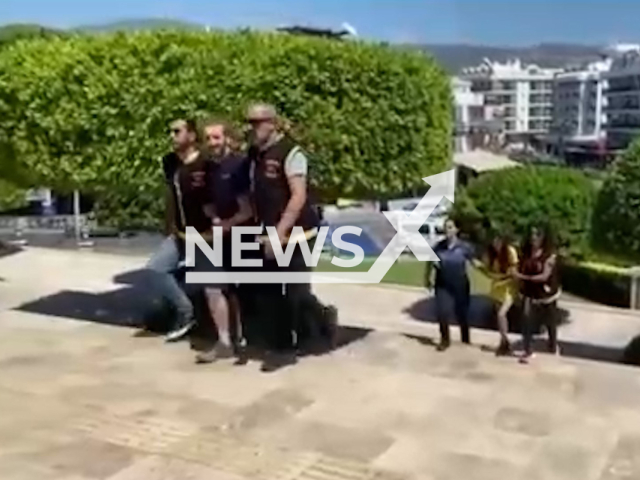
[246,118,270,126]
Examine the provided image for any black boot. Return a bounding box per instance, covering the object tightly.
[495,339,512,357]
[261,351,298,373]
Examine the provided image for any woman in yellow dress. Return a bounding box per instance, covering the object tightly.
[475,233,519,356]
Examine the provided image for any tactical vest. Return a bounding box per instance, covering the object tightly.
[521,252,561,301]
[250,136,319,233]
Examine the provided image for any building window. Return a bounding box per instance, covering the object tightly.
[608,75,640,93]
[530,81,552,91]
[495,80,515,91]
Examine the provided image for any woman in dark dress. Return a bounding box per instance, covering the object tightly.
[514,226,562,364]
[429,219,475,351]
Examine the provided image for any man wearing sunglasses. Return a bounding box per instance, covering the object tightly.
[145,118,216,343]
[246,103,339,372]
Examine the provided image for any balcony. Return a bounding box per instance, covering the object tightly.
[606,97,640,111]
[608,114,640,129]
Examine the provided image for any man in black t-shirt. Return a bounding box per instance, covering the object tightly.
[194,119,254,364]
[146,118,216,343]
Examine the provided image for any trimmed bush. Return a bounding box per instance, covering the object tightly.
[452,166,596,252]
[622,335,640,366]
[592,139,640,260]
[0,30,451,229]
[561,261,631,308]
[0,179,27,212]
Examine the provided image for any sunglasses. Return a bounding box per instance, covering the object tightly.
[246,117,272,125]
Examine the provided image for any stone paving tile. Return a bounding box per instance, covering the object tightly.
[428,451,524,480]
[220,388,315,434]
[173,398,237,430]
[0,455,60,480]
[493,406,554,438]
[522,440,610,480]
[372,436,441,476]
[455,427,543,466]
[171,429,309,479]
[574,364,640,410]
[68,408,200,454]
[9,438,139,480]
[252,419,396,465]
[105,455,247,480]
[58,382,187,418]
[550,410,619,453]
[599,434,640,480]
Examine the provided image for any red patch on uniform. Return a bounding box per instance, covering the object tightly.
[264,159,281,179]
[190,171,206,188]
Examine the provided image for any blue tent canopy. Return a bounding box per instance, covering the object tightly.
[323,224,383,257]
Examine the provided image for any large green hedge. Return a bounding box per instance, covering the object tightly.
[0,179,27,211]
[592,139,640,260]
[561,261,631,308]
[451,166,596,252]
[0,30,451,228]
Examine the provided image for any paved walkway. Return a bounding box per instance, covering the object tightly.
[1,248,640,480]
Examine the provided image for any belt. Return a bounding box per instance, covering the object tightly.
[257,227,318,244]
[174,227,318,244]
[174,229,213,242]
[529,288,562,305]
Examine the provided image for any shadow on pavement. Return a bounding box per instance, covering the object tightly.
[14,287,155,328]
[0,241,22,259]
[403,295,630,365]
[13,267,370,356]
[404,294,570,333]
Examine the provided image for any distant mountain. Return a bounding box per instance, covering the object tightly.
[74,18,205,33]
[0,20,612,74]
[414,43,607,73]
[0,23,62,47]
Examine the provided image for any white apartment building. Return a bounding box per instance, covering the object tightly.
[603,44,640,151]
[461,59,561,143]
[451,77,485,152]
[551,59,610,146]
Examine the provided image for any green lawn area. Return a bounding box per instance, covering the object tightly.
[316,255,491,293]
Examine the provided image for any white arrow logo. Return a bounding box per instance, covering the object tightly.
[186,169,455,284]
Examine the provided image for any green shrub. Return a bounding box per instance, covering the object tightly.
[0,179,27,211]
[452,166,596,252]
[0,30,451,229]
[622,335,640,366]
[592,139,640,260]
[448,187,485,244]
[561,261,631,308]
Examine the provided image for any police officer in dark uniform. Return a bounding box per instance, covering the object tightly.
[246,103,338,372]
[146,118,216,343]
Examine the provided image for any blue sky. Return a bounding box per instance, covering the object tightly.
[1,0,639,46]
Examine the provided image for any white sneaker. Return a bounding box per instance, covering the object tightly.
[165,319,196,343]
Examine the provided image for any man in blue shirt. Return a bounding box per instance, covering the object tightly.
[194,119,253,364]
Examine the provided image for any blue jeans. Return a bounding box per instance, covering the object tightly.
[146,236,193,323]
[435,282,470,344]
